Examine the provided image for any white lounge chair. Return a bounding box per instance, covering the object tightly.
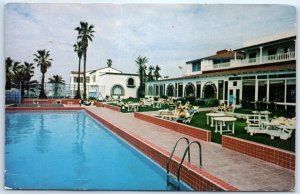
[279,118,296,140]
[182,112,195,123]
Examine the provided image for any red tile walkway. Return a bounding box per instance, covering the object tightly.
[86,107,295,191]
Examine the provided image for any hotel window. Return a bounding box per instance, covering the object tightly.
[86,76,90,83]
[155,85,159,96]
[286,79,296,103]
[92,75,96,82]
[159,85,164,96]
[178,84,183,97]
[147,86,153,96]
[80,77,84,83]
[242,80,255,101]
[224,81,228,101]
[192,63,200,72]
[218,80,224,100]
[268,49,277,56]
[73,77,77,83]
[249,52,256,63]
[111,85,124,96]
[269,80,285,102]
[258,81,267,101]
[196,83,201,98]
[127,78,135,87]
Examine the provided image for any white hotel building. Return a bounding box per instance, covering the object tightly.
[69,66,139,99]
[145,32,296,110]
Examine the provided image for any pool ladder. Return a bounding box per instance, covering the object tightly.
[166,137,202,190]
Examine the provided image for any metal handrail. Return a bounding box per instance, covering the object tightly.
[166,137,190,187]
[176,141,202,190]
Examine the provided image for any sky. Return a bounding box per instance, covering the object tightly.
[4,3,296,84]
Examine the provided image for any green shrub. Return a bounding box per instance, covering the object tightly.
[185,96,196,104]
[160,95,168,99]
[205,98,219,107]
[88,96,97,100]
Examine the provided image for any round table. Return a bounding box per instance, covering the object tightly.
[206,112,226,127]
[214,117,237,134]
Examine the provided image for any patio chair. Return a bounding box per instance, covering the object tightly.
[192,106,200,114]
[261,117,286,139]
[279,118,296,140]
[182,112,195,123]
[245,114,267,136]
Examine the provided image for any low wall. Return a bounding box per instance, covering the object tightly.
[222,135,295,171]
[93,102,104,107]
[93,102,121,112]
[5,107,84,111]
[103,103,121,112]
[21,98,80,105]
[86,109,238,191]
[134,112,211,142]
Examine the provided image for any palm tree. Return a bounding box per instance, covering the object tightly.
[48,75,65,98]
[107,59,112,67]
[5,57,15,90]
[154,65,161,81]
[73,41,83,99]
[33,49,53,98]
[147,65,154,81]
[75,21,95,100]
[135,55,148,97]
[11,61,23,88]
[21,62,35,96]
[23,62,35,83]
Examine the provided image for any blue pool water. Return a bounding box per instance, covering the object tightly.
[5,111,191,190]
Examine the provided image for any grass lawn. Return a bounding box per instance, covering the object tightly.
[187,111,295,152]
[107,103,171,113]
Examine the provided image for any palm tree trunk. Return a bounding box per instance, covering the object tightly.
[39,73,47,98]
[5,76,11,90]
[75,56,81,99]
[82,52,87,100]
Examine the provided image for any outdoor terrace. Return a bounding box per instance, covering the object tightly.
[202,51,295,71]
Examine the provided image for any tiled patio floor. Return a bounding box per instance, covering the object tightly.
[86,107,295,191]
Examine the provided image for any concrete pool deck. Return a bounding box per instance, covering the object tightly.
[85,106,295,191]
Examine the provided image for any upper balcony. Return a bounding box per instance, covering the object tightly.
[202,51,295,72]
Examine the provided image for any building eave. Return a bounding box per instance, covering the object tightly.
[234,36,296,52]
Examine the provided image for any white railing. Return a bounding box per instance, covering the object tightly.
[241,57,259,65]
[262,51,295,63]
[203,51,295,71]
[212,62,230,69]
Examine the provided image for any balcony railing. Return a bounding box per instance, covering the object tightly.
[204,51,295,71]
[263,51,295,62]
[212,62,230,69]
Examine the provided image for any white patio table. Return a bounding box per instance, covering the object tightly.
[206,112,226,127]
[214,117,237,134]
[127,103,140,112]
[153,101,162,108]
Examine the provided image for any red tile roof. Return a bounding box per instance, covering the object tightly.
[186,49,244,64]
[205,50,244,60]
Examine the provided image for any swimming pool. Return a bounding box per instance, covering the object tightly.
[5,111,191,190]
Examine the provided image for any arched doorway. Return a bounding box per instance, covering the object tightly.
[111,84,125,96]
[166,84,174,97]
[202,82,217,98]
[185,82,195,97]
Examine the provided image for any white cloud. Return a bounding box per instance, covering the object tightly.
[5,3,296,83]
